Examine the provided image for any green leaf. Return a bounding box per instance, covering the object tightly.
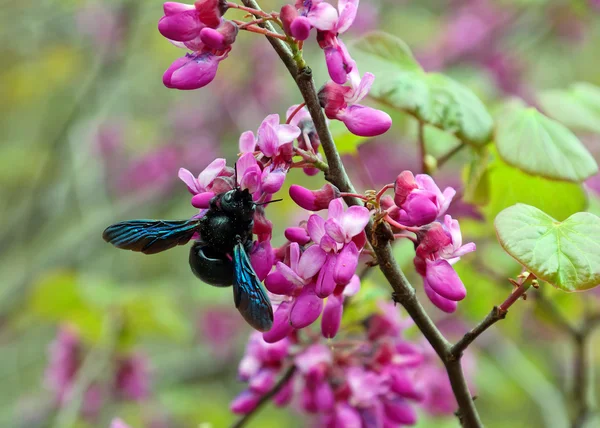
[495,106,598,181]
[539,82,600,134]
[352,32,493,146]
[462,148,491,205]
[495,204,600,291]
[483,150,588,222]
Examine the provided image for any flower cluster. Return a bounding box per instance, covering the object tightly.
[44,327,150,420]
[158,1,237,89]
[232,301,473,425]
[264,197,369,341]
[380,170,475,312]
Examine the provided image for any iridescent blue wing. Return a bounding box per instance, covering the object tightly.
[232,242,274,332]
[102,219,201,255]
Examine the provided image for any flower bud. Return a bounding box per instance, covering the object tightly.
[383,398,418,425]
[191,191,215,208]
[289,183,340,211]
[280,4,298,37]
[194,0,223,28]
[333,242,358,285]
[263,301,294,343]
[163,52,223,90]
[394,171,418,206]
[290,285,323,328]
[339,105,392,137]
[158,3,202,41]
[249,368,275,394]
[200,20,237,50]
[321,293,343,338]
[230,390,261,414]
[285,226,311,245]
[290,16,312,40]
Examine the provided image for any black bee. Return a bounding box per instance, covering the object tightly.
[102,187,274,332]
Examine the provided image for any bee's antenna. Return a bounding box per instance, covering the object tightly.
[256,198,283,206]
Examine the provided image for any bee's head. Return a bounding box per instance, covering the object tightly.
[220,188,255,219]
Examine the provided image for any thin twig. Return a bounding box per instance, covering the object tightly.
[437,142,466,169]
[451,274,532,359]
[231,366,296,428]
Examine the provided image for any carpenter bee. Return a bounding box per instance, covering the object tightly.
[102,187,274,332]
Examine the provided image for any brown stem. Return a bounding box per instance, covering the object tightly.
[231,366,296,428]
[437,142,466,169]
[242,1,484,426]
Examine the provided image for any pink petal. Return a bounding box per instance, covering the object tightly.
[298,245,327,280]
[321,293,343,338]
[261,167,286,194]
[336,0,359,33]
[307,214,326,244]
[405,194,439,226]
[325,218,346,243]
[290,285,323,328]
[327,198,344,220]
[444,215,462,248]
[273,376,294,406]
[163,2,195,15]
[178,167,200,193]
[163,53,221,90]
[343,274,361,296]
[110,419,131,428]
[439,187,456,215]
[250,240,274,282]
[289,242,301,272]
[425,259,466,301]
[284,227,311,245]
[333,242,358,285]
[324,45,348,85]
[239,130,256,153]
[290,16,312,40]
[341,205,370,239]
[339,105,392,137]
[454,242,477,258]
[320,234,339,253]
[236,152,258,177]
[347,72,374,104]
[423,278,458,313]
[249,368,276,394]
[257,122,279,158]
[191,191,215,208]
[158,10,202,42]
[316,255,337,298]
[262,301,294,343]
[265,271,297,295]
[383,398,418,425]
[197,158,226,189]
[276,124,301,143]
[239,167,261,194]
[415,174,442,196]
[230,390,261,414]
[276,262,305,287]
[200,27,226,49]
[306,3,338,31]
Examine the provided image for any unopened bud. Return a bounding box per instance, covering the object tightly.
[394,170,418,206]
[289,183,341,211]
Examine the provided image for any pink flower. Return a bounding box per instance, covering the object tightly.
[290,0,359,83]
[393,171,456,226]
[239,114,301,163]
[178,157,233,197]
[114,354,151,401]
[414,215,476,312]
[163,51,229,90]
[319,72,392,137]
[158,2,237,90]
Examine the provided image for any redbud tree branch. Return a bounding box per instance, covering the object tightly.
[238,2,523,427]
[231,365,296,428]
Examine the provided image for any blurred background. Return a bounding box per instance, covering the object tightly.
[1,0,600,426]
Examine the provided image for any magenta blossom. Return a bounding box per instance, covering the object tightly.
[158,2,237,90]
[414,215,476,312]
[239,114,301,164]
[319,71,392,137]
[289,183,341,211]
[234,302,427,426]
[289,0,359,84]
[178,157,234,205]
[393,170,456,227]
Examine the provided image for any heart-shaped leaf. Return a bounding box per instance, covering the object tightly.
[495,204,600,291]
[352,32,493,146]
[539,82,600,134]
[495,106,598,182]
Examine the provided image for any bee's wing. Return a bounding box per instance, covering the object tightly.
[102,219,201,254]
[232,242,274,332]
